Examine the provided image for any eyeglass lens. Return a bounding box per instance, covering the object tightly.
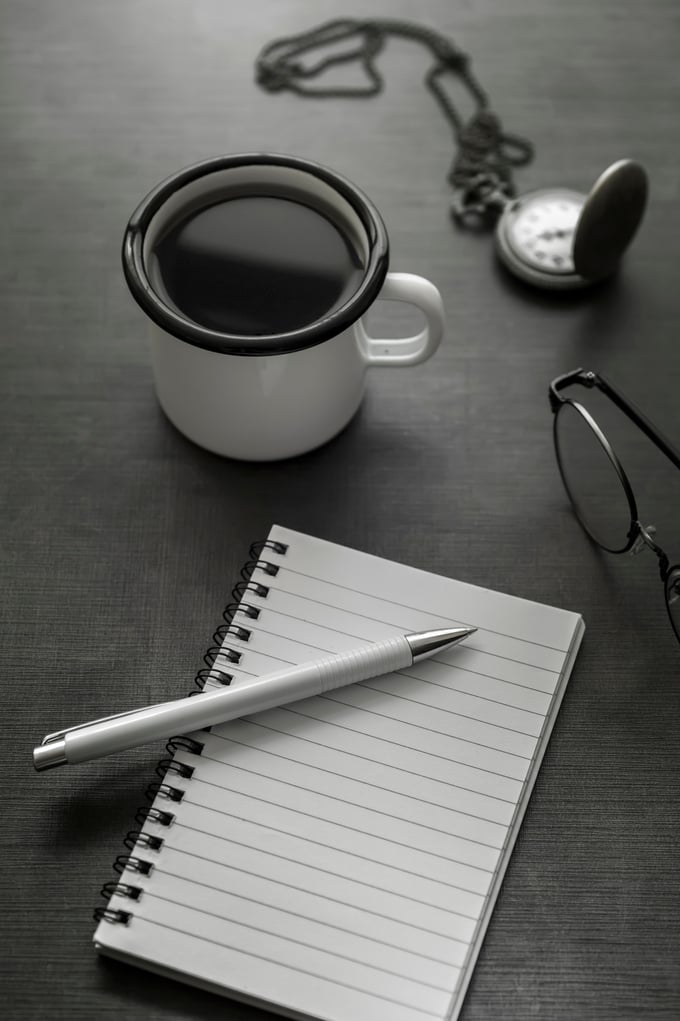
[554,401,633,553]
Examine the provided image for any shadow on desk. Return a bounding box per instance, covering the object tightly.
[41,756,164,850]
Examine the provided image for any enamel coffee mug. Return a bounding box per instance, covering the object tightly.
[122,153,445,461]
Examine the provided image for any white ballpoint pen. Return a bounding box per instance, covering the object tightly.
[33,626,475,771]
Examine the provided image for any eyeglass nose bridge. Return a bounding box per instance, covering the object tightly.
[629,522,673,584]
[629,523,658,557]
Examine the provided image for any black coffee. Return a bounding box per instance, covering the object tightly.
[149,195,365,336]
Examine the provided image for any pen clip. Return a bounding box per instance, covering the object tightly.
[40,702,172,746]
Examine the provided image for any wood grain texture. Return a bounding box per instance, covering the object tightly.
[1,1,679,1018]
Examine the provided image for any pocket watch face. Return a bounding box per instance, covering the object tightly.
[495,188,586,288]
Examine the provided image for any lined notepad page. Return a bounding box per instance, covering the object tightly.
[95,525,584,1021]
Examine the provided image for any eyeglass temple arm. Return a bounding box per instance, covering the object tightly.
[550,368,680,473]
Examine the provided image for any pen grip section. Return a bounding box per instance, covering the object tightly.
[314,635,410,692]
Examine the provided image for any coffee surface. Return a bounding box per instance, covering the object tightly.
[149,195,364,336]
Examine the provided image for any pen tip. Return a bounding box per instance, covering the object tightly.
[405,626,476,662]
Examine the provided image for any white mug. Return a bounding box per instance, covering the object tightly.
[122,154,445,461]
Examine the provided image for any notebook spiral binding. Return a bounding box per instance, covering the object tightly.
[93,537,289,926]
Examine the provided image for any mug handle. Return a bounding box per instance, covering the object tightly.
[357,272,445,366]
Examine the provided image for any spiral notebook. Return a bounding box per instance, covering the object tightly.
[94,524,584,1021]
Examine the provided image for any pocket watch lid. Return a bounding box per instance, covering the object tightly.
[572,159,648,280]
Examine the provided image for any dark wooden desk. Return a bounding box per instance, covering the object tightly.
[2,2,679,1018]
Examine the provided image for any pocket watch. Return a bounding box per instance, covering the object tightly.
[494,159,648,289]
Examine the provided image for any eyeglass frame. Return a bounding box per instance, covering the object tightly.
[549,367,680,639]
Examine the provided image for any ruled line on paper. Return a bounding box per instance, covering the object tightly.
[250,608,371,642]
[250,623,373,649]
[169,820,483,919]
[260,704,529,781]
[133,883,456,996]
[249,607,562,677]
[254,587,558,668]
[187,777,502,867]
[131,914,447,1018]
[134,898,449,992]
[177,796,493,894]
[147,846,478,957]
[280,705,532,765]
[204,702,528,786]
[264,566,570,653]
[249,586,505,652]
[323,689,540,738]
[188,763,506,849]
[161,838,479,937]
[311,697,534,766]
[147,864,462,967]
[221,718,525,791]
[362,674,546,716]
[423,660,556,695]
[199,742,516,821]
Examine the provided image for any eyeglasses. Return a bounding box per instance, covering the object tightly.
[549,368,680,644]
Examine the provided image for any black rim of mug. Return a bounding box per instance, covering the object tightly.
[122,152,390,357]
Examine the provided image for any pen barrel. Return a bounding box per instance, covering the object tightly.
[62,635,411,764]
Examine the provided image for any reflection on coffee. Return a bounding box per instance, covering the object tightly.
[149,195,364,336]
